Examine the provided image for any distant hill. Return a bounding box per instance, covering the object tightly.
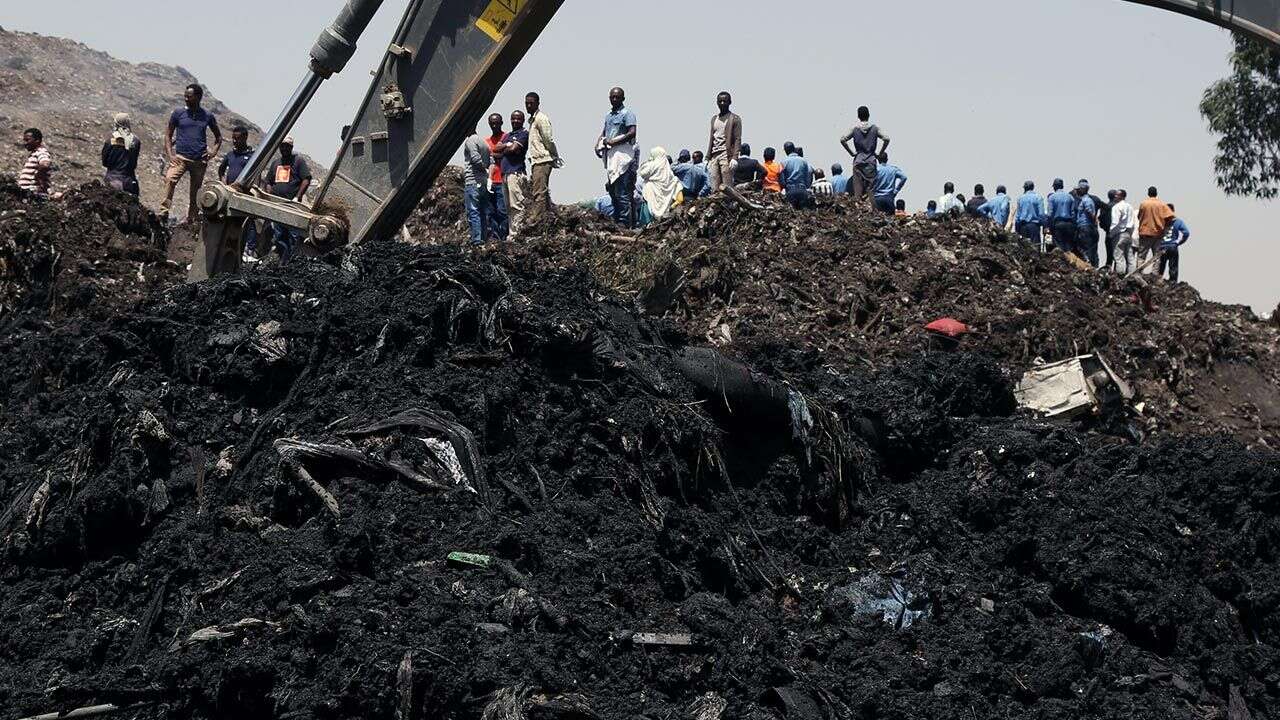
[0,29,263,219]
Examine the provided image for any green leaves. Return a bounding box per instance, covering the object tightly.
[1199,35,1280,200]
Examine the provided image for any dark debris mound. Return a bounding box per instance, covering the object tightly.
[1,240,1279,720]
[504,191,1280,449]
[0,176,176,325]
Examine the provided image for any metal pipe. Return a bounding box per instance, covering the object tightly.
[311,0,387,76]
[233,72,324,189]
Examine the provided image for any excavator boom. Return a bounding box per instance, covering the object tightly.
[193,0,563,280]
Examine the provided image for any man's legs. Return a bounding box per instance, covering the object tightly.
[489,182,508,241]
[526,162,552,226]
[785,188,814,209]
[873,196,895,214]
[1113,233,1134,274]
[708,154,730,194]
[464,185,484,244]
[186,160,208,224]
[1051,221,1075,254]
[1104,231,1118,269]
[505,173,528,237]
[1137,236,1159,272]
[1078,227,1100,267]
[1161,248,1180,282]
[607,174,632,228]
[161,157,191,219]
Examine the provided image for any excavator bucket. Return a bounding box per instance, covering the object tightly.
[313,0,564,246]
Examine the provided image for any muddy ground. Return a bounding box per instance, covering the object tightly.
[2,228,1279,720]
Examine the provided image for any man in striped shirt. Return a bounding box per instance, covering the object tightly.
[18,128,52,196]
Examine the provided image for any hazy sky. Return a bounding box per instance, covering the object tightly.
[3,0,1276,313]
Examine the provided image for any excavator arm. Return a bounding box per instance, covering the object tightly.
[192,0,563,280]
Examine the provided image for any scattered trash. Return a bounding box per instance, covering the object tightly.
[448,551,493,569]
[1014,353,1134,419]
[832,573,930,631]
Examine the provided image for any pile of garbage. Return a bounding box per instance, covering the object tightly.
[503,192,1280,448]
[1,234,1279,720]
[0,177,176,325]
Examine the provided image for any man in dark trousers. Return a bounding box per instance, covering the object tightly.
[1046,178,1078,255]
[217,125,260,261]
[260,136,312,261]
[839,106,889,204]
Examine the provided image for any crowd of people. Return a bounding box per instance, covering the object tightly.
[14,83,1193,282]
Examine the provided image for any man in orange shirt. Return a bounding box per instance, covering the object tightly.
[761,146,783,193]
[483,113,508,241]
[1136,186,1175,273]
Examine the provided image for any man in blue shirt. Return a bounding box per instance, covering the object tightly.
[216,124,259,261]
[163,83,222,224]
[493,110,530,236]
[830,164,850,194]
[1046,178,1078,255]
[597,87,637,228]
[1014,181,1047,248]
[1159,203,1191,282]
[871,151,907,214]
[1074,180,1100,267]
[978,185,1012,227]
[780,141,814,209]
[672,150,709,201]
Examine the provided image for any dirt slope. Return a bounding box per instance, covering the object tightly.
[0,29,262,220]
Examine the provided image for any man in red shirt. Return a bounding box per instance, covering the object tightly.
[483,113,509,241]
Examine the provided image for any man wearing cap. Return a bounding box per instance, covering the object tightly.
[261,136,312,261]
[1074,180,1100,266]
[1014,181,1047,248]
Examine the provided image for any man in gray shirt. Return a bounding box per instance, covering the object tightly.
[463,127,492,245]
[839,106,890,205]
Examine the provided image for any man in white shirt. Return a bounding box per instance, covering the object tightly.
[937,181,964,215]
[812,168,834,197]
[1108,189,1137,274]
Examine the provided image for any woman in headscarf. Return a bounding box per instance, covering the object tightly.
[102,112,141,196]
[637,146,682,226]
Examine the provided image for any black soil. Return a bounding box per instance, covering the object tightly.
[2,234,1279,720]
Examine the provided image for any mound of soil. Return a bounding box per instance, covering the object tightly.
[0,177,176,325]
[1,239,1278,720]
[505,192,1280,448]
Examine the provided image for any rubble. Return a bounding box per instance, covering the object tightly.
[0,230,1278,719]
[502,191,1280,448]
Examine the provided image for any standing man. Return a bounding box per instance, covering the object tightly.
[462,126,492,245]
[17,128,53,196]
[672,150,709,200]
[761,147,783,193]
[1014,181,1047,248]
[598,87,637,228]
[495,110,530,237]
[1046,178,1078,255]
[978,185,1012,228]
[1108,189,1136,274]
[937,182,964,214]
[732,144,765,186]
[1092,188,1113,264]
[965,184,988,217]
[829,164,849,194]
[812,168,834,196]
[1137,186,1175,273]
[261,137,312,261]
[523,92,561,228]
[780,141,814,209]
[484,113,509,241]
[217,125,259,262]
[162,84,222,224]
[706,91,743,196]
[839,106,890,204]
[872,151,908,214]
[1074,180,1100,266]
[1160,204,1191,282]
